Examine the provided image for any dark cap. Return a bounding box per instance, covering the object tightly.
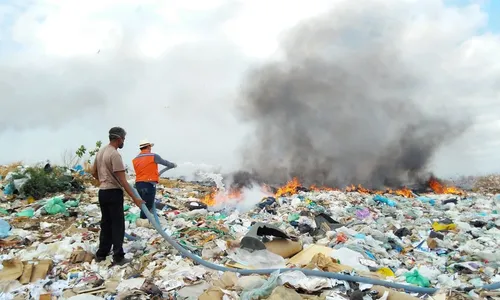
[109,127,126,140]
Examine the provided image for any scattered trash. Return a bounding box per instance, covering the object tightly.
[0,162,499,299]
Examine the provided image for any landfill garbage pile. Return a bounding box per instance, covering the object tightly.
[473,175,500,194]
[1,163,500,300]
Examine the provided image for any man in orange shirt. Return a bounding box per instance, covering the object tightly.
[132,139,177,219]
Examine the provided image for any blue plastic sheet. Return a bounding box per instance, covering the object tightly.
[74,165,85,175]
[373,195,396,207]
[0,219,11,238]
[3,182,15,196]
[417,196,436,206]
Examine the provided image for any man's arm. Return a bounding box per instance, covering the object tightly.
[154,154,176,176]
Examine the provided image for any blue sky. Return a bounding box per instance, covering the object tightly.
[483,0,500,32]
[447,0,499,32]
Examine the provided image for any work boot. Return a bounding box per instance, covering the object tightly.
[111,257,131,266]
[95,256,107,263]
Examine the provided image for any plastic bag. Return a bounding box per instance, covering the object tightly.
[404,269,431,287]
[0,208,8,215]
[240,271,280,300]
[44,197,67,215]
[65,200,79,207]
[228,249,286,269]
[417,196,436,205]
[17,208,34,218]
[0,219,11,238]
[3,182,15,196]
[432,222,457,232]
[356,208,370,219]
[330,247,369,272]
[125,213,139,223]
[377,267,395,277]
[288,213,300,222]
[373,195,396,207]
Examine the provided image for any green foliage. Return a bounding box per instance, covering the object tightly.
[76,140,102,165]
[17,166,85,199]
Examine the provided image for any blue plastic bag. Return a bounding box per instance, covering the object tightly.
[373,195,396,207]
[74,165,85,176]
[417,196,436,206]
[3,182,15,196]
[0,219,11,238]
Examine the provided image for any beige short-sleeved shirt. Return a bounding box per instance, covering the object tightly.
[94,144,126,190]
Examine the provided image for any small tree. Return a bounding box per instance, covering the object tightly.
[76,141,102,165]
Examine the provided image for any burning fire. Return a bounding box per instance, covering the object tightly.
[201,189,243,206]
[428,177,464,196]
[275,177,301,197]
[200,176,465,206]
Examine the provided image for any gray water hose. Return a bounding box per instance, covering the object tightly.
[127,182,500,293]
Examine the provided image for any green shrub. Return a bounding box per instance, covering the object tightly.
[16,165,85,199]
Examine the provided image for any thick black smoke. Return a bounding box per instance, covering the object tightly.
[235,2,469,189]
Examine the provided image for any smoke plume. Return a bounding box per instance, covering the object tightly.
[236,1,470,189]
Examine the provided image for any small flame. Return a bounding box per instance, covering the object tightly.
[429,178,464,195]
[344,184,414,198]
[275,177,301,197]
[202,190,216,206]
[357,184,370,194]
[394,187,414,198]
[201,189,243,206]
[345,185,356,192]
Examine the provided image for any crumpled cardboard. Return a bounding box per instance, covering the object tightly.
[304,253,351,273]
[265,239,302,258]
[288,244,333,266]
[199,286,224,300]
[0,259,23,281]
[267,286,302,300]
[0,259,53,284]
[69,248,94,263]
[213,272,238,289]
[372,286,421,300]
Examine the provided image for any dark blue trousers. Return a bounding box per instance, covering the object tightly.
[136,182,156,219]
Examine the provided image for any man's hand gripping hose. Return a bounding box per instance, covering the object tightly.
[123,181,500,294]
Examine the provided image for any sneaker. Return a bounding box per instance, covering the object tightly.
[111,258,132,266]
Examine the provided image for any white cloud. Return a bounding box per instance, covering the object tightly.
[0,0,499,178]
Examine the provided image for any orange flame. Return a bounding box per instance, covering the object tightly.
[201,190,216,206]
[394,187,414,198]
[344,184,414,198]
[275,177,301,197]
[215,176,460,206]
[429,178,464,195]
[201,189,243,206]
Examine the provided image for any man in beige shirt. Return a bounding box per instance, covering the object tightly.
[91,127,144,266]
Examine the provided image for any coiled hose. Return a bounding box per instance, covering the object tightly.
[125,182,500,293]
